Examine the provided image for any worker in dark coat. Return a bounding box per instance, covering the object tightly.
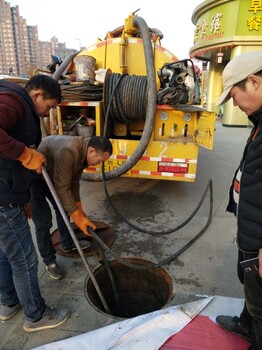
[30,135,112,280]
[0,75,70,332]
[215,51,262,350]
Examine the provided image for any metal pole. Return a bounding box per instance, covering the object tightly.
[41,166,111,314]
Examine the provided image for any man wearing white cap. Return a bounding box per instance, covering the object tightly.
[215,51,262,350]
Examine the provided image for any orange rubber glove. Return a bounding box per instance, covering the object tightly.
[70,208,96,237]
[76,201,86,217]
[17,147,46,174]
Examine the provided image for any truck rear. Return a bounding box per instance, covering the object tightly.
[59,12,215,182]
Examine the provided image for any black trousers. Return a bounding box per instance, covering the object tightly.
[30,178,73,264]
[238,250,262,350]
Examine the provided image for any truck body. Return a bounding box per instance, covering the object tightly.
[59,13,215,182]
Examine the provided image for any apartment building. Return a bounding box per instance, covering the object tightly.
[0,0,17,75]
[0,0,77,76]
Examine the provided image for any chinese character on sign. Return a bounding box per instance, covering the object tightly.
[247,15,262,30]
[249,0,262,14]
[194,25,200,43]
[210,13,222,33]
[200,19,208,38]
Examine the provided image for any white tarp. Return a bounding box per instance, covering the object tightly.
[33,297,212,350]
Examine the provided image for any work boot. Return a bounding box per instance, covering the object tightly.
[216,315,251,342]
[62,239,90,253]
[46,262,64,280]
[0,302,22,321]
[23,305,70,332]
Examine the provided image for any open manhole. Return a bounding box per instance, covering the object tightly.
[85,257,173,319]
[51,221,115,257]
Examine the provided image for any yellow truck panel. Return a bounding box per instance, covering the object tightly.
[60,13,215,182]
[87,138,198,182]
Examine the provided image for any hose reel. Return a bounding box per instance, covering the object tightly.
[104,73,148,124]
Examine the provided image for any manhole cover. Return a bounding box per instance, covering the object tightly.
[51,221,115,257]
[85,257,173,319]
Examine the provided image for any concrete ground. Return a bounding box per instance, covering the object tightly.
[0,119,251,349]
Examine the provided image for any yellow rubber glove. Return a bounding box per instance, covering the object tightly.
[76,201,86,217]
[17,146,46,174]
[70,208,96,237]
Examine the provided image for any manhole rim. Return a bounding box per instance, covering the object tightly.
[84,257,174,320]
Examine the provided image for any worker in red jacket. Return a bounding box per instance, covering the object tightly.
[0,76,70,332]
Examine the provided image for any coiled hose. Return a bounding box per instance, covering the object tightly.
[104,73,147,123]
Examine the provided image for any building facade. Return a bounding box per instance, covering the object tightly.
[0,0,16,75]
[190,0,262,126]
[0,0,77,77]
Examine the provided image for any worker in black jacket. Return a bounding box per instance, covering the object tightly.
[0,75,70,332]
[215,51,262,350]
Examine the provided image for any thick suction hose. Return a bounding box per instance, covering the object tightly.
[82,16,156,182]
[52,51,80,82]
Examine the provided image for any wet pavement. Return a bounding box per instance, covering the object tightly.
[0,119,251,349]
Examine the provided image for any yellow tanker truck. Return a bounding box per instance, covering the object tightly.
[56,11,215,183]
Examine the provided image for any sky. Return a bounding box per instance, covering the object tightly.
[8,0,203,59]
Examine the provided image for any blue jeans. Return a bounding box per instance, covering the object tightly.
[30,178,73,264]
[0,204,45,321]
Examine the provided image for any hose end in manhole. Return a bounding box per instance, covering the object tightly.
[85,257,173,319]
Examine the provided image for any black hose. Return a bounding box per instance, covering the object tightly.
[103,74,127,135]
[61,84,103,102]
[104,73,147,123]
[83,16,157,307]
[88,179,213,270]
[83,16,213,273]
[103,165,211,235]
[96,245,119,312]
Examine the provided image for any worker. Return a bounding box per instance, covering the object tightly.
[0,75,70,332]
[30,135,113,280]
[215,51,262,350]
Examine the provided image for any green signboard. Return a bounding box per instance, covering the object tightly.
[194,0,262,47]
